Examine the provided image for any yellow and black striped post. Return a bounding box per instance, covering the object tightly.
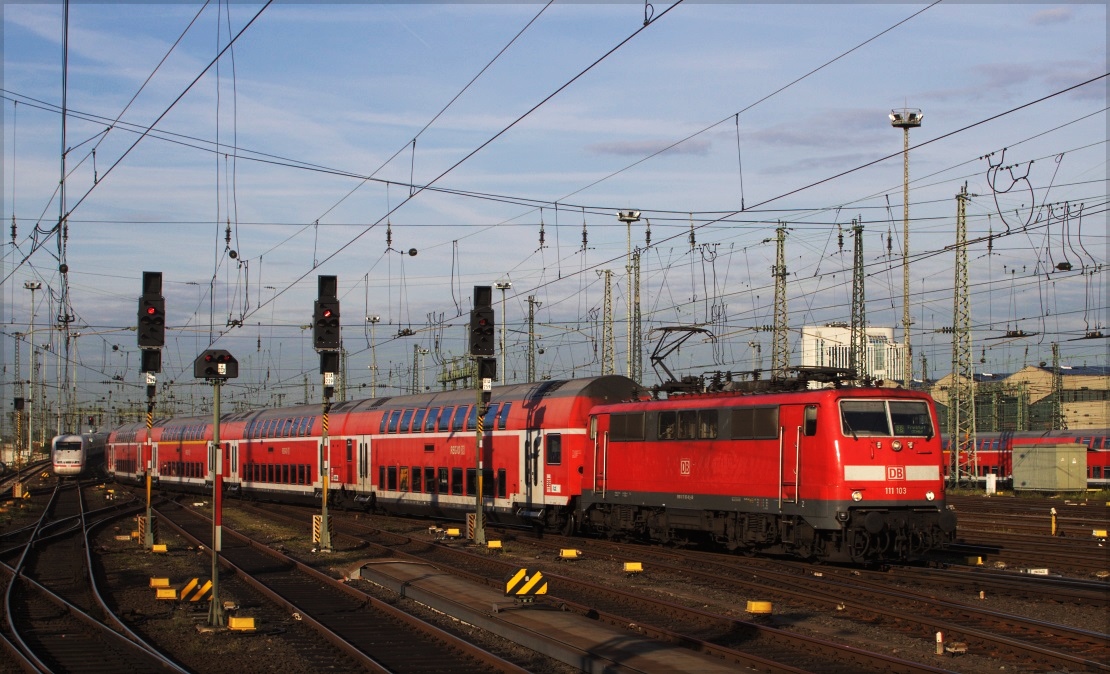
[474,380,486,545]
[318,397,332,551]
[144,388,155,549]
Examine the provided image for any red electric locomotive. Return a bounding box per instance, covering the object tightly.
[581,380,957,562]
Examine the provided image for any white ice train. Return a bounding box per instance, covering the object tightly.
[51,431,108,477]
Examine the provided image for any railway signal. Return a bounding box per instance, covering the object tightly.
[470,285,495,356]
[137,272,165,371]
[194,350,239,380]
[313,275,341,352]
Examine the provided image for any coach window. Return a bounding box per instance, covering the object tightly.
[451,467,464,495]
[546,434,562,465]
[379,414,389,434]
[698,410,719,439]
[497,468,507,499]
[803,405,818,436]
[465,405,479,431]
[424,466,436,492]
[483,403,499,430]
[451,405,469,431]
[412,409,426,433]
[379,465,385,488]
[612,412,645,441]
[400,409,414,433]
[466,468,477,495]
[412,467,422,492]
[438,467,449,493]
[387,466,398,490]
[425,407,440,432]
[438,407,454,431]
[387,410,403,433]
[497,402,512,429]
[399,467,409,491]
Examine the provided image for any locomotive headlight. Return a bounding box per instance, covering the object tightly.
[891,440,903,452]
[925,491,935,501]
[851,490,863,502]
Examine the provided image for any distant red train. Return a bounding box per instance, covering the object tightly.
[943,429,1110,487]
[106,372,956,563]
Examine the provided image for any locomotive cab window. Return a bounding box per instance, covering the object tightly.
[840,400,934,437]
[803,405,818,436]
[888,401,933,437]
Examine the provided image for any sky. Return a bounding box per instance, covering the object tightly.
[1,1,1107,427]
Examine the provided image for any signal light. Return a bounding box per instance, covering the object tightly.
[194,349,239,380]
[313,299,341,350]
[470,307,495,356]
[137,296,166,348]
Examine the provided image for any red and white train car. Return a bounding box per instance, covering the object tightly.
[106,376,638,530]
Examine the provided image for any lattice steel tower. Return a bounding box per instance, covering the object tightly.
[948,183,977,484]
[849,220,867,380]
[599,271,614,376]
[771,224,790,379]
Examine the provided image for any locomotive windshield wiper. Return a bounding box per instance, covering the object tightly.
[842,416,859,441]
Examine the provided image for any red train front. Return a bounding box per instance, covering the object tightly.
[581,383,957,562]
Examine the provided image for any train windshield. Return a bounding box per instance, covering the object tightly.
[840,400,933,438]
[54,441,82,452]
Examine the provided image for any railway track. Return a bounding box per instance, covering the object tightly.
[234,501,964,674]
[487,522,1110,672]
[0,483,186,673]
[153,501,530,674]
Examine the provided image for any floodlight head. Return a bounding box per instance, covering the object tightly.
[617,210,641,223]
[889,107,923,129]
[495,280,512,290]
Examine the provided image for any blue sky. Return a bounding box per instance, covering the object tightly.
[2,1,1106,420]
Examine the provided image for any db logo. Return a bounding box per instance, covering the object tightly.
[680,459,691,475]
[887,466,905,480]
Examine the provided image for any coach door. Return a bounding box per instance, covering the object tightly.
[591,416,608,497]
[227,441,239,486]
[356,436,372,492]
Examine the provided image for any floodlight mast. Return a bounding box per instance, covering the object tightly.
[617,210,642,383]
[890,108,922,387]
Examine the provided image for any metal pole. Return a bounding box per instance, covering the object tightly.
[208,381,224,627]
[25,283,39,467]
[902,124,912,386]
